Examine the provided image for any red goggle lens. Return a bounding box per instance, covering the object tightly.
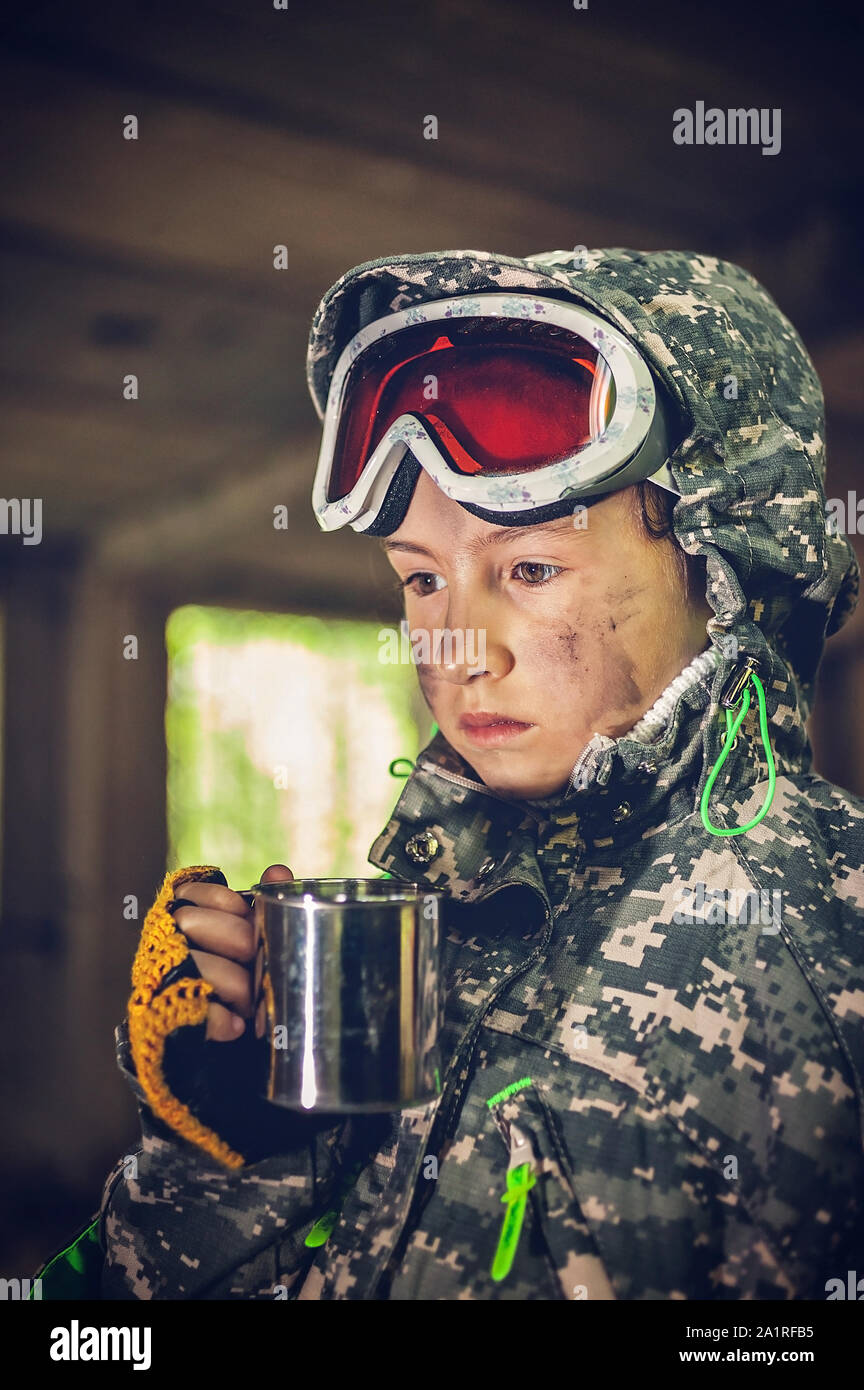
[327,317,615,503]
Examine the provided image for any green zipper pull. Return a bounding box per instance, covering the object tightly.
[304,1160,365,1248]
[305,1209,339,1248]
[491,1123,537,1282]
[701,663,776,838]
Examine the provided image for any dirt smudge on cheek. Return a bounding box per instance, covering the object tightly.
[556,625,582,666]
[554,621,643,724]
[603,647,643,720]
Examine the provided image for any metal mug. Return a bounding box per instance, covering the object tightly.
[245,878,446,1113]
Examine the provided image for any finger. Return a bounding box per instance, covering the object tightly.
[172,880,252,917]
[174,906,256,962]
[206,1000,246,1042]
[259,864,294,884]
[190,950,254,1017]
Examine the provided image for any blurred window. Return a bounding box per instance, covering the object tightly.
[165,605,432,886]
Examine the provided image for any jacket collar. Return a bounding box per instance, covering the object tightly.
[367,643,799,895]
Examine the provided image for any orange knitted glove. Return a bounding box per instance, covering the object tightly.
[127,865,246,1170]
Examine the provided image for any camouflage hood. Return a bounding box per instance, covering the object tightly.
[307,248,859,803]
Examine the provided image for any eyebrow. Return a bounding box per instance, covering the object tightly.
[381,517,580,558]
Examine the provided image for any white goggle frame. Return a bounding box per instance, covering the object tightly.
[312,293,679,533]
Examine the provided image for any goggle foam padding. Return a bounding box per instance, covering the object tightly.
[360,451,612,536]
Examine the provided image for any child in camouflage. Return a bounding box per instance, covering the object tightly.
[98,247,864,1300]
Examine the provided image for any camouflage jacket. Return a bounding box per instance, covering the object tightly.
[101,686,864,1300]
[101,246,864,1299]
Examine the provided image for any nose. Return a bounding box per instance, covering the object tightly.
[426,585,512,685]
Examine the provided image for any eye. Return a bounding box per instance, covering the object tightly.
[512,562,562,587]
[401,571,446,596]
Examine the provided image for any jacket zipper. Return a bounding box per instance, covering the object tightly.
[369,894,556,1298]
[491,1121,537,1283]
[418,759,550,823]
[418,759,513,803]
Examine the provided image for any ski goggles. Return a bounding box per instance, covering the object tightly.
[312,293,681,534]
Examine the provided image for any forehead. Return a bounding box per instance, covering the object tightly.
[381,469,634,555]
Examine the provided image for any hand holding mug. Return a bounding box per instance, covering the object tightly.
[171,864,293,1041]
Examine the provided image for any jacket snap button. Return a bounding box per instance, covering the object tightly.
[476,856,496,879]
[405,830,441,865]
[611,802,631,823]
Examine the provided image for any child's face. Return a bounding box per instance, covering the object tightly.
[383,470,711,799]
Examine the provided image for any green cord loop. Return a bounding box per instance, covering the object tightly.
[388,757,415,778]
[700,672,776,837]
[389,725,438,780]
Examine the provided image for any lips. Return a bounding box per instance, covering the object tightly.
[458,711,535,747]
[460,712,532,730]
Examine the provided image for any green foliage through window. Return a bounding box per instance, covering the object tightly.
[165,606,433,888]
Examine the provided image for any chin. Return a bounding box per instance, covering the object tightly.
[454,741,572,801]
